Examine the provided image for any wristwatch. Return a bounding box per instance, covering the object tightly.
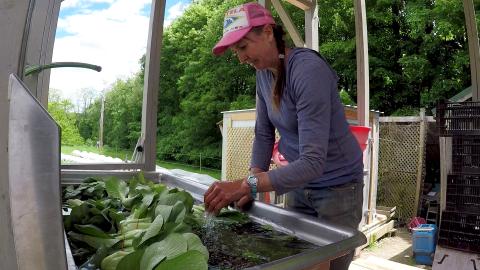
[246,175,258,199]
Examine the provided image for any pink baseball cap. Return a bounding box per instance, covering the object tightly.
[212,2,275,55]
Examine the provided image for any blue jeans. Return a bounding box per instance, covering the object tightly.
[285,181,364,270]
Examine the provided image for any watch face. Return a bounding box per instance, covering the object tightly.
[248,175,257,185]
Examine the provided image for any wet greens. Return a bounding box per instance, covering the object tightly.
[63,174,208,270]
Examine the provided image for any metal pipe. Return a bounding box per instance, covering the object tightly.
[24,61,102,76]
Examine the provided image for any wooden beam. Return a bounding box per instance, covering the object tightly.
[271,0,305,47]
[354,0,369,126]
[141,0,166,171]
[358,220,395,250]
[379,116,435,123]
[463,0,480,101]
[285,0,314,10]
[257,0,271,10]
[305,0,318,51]
[414,109,426,217]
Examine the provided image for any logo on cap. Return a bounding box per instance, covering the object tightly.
[224,16,239,29]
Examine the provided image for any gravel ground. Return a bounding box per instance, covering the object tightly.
[357,227,432,269]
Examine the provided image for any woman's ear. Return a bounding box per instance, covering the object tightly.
[263,24,274,41]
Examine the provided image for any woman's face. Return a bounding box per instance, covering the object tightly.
[230,25,278,70]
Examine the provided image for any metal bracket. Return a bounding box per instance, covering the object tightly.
[437,254,449,264]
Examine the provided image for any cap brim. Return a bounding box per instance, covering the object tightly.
[212,27,252,55]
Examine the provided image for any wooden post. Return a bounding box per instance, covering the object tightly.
[439,137,452,213]
[305,0,318,51]
[464,0,480,101]
[354,0,369,126]
[258,0,271,10]
[414,109,426,217]
[367,116,379,224]
[141,0,166,171]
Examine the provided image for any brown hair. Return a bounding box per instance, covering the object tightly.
[252,25,286,110]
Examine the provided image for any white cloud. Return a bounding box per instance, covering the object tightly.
[50,0,188,106]
[60,0,116,10]
[164,2,190,27]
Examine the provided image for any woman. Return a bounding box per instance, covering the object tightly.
[204,2,364,269]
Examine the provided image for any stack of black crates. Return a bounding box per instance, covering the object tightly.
[436,101,480,253]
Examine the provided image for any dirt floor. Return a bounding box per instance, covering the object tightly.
[357,227,432,270]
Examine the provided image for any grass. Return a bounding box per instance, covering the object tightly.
[366,234,378,251]
[61,144,221,180]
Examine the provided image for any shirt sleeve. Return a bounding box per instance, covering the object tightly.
[250,84,275,172]
[267,55,336,195]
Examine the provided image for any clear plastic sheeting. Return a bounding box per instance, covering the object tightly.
[166,168,217,186]
[61,150,125,164]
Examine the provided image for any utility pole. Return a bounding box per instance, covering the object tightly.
[99,94,105,149]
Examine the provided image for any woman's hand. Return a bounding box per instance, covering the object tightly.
[204,179,251,215]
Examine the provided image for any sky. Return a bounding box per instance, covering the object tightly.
[50,0,190,107]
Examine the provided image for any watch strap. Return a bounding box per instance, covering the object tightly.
[247,175,258,199]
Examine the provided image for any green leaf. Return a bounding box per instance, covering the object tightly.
[176,191,194,213]
[141,191,155,208]
[140,233,187,270]
[78,246,110,269]
[100,250,133,270]
[130,203,148,219]
[122,193,141,209]
[119,218,151,232]
[116,249,145,270]
[151,184,168,196]
[169,201,186,223]
[137,171,146,184]
[74,224,112,239]
[68,232,119,249]
[183,233,209,261]
[105,177,128,201]
[157,193,178,206]
[63,186,82,199]
[137,214,164,247]
[216,209,250,224]
[108,210,126,228]
[155,204,173,221]
[154,250,207,270]
[67,199,83,208]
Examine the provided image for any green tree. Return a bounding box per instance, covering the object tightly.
[48,91,84,146]
[75,0,480,168]
[156,0,256,167]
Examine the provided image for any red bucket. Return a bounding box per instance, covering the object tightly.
[349,125,370,151]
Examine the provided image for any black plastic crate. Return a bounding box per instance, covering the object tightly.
[437,101,480,136]
[446,174,480,213]
[451,137,480,174]
[438,211,480,253]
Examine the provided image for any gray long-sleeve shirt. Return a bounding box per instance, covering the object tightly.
[251,48,364,195]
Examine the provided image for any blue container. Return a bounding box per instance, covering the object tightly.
[414,252,434,265]
[412,224,437,265]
